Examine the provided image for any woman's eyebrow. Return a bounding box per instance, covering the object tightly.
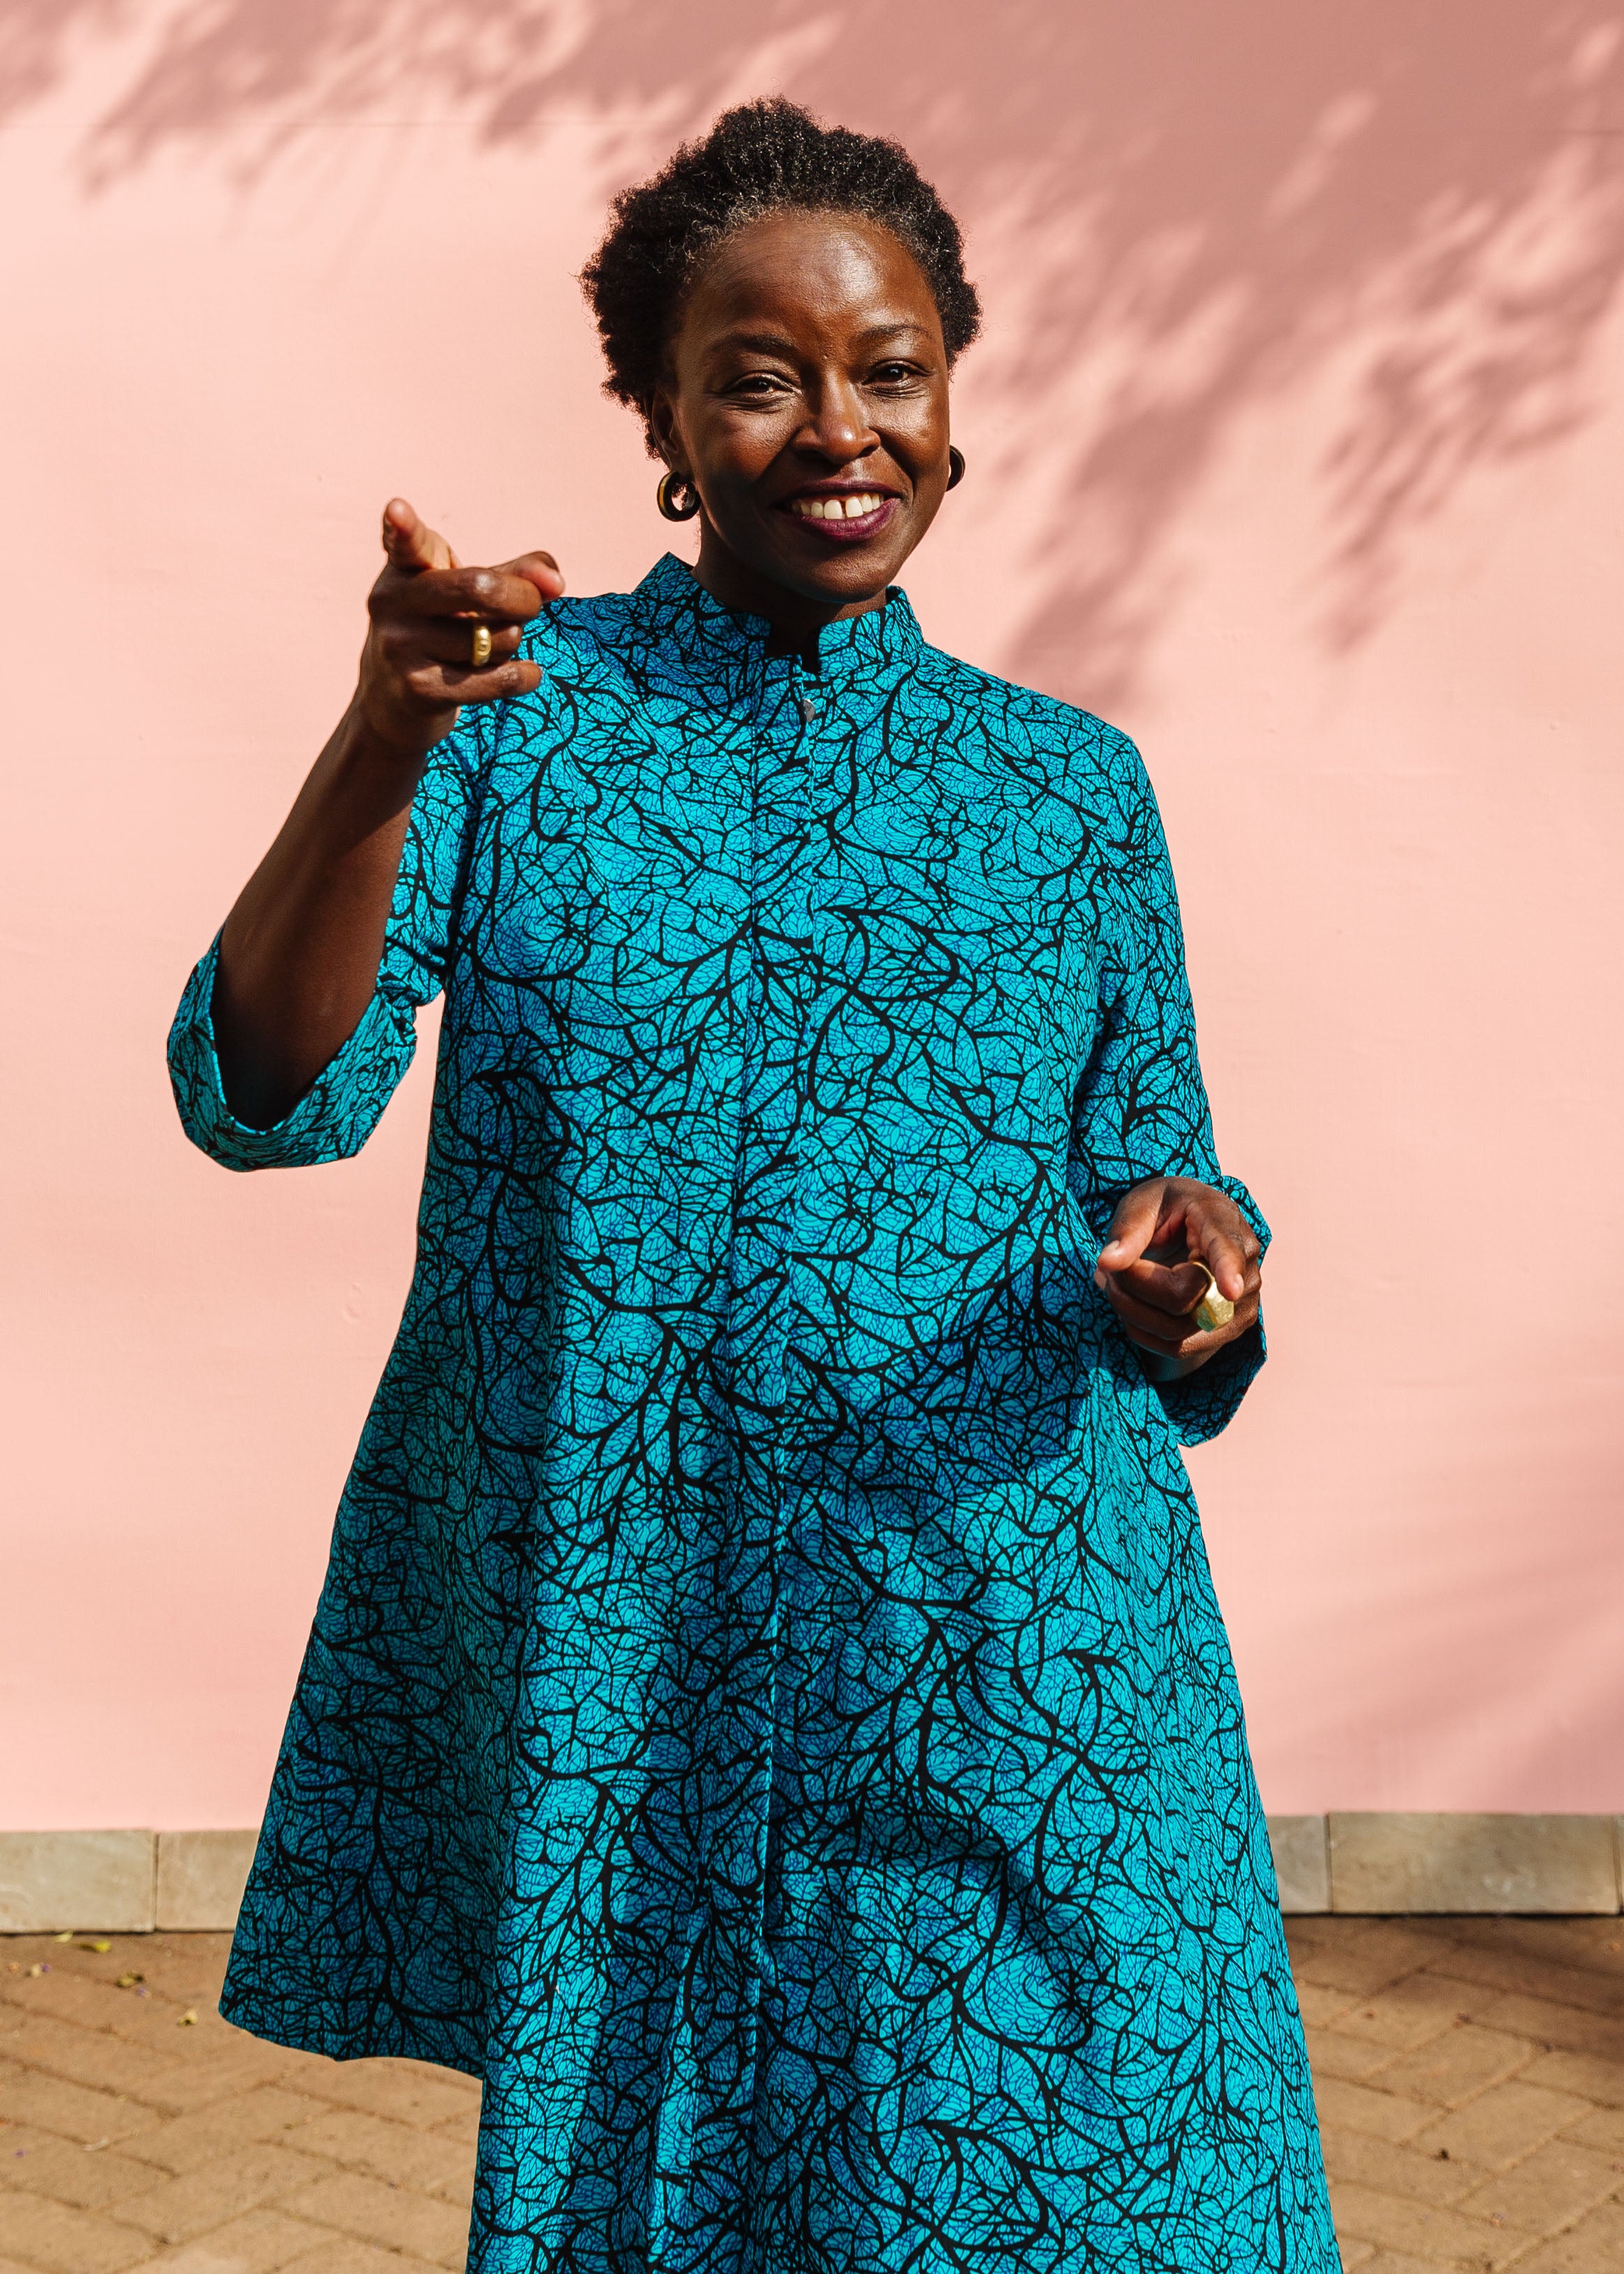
[709,328,800,357]
[709,318,933,359]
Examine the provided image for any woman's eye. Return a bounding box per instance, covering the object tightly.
[871,362,922,385]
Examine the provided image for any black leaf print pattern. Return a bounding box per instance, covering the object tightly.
[168,555,1336,2273]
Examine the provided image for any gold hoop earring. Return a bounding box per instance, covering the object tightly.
[657,471,701,522]
[947,447,966,490]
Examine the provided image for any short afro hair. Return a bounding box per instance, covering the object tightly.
[581,98,981,452]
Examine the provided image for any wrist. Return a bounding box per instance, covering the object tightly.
[300,695,437,841]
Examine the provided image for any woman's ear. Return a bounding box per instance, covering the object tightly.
[647,390,686,473]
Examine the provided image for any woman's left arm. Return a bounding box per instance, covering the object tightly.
[1065,727,1270,1438]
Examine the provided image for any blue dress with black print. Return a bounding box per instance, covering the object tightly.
[168,554,1336,2273]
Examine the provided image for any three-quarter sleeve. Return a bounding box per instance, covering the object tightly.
[1068,728,1270,1443]
[167,723,486,1172]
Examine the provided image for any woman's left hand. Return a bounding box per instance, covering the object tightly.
[1093,1176,1262,1374]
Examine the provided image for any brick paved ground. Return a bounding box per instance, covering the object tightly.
[5,1915,1624,2271]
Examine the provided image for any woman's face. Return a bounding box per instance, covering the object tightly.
[651,209,953,626]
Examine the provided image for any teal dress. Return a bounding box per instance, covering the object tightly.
[169,556,1336,2273]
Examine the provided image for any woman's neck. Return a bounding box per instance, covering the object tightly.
[689,526,887,670]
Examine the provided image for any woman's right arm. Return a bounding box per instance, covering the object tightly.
[212,499,561,1128]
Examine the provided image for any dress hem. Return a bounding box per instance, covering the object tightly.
[217,1988,487,2084]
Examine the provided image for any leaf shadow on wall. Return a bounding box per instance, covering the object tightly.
[7,0,1624,707]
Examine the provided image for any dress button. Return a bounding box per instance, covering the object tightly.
[797,695,817,723]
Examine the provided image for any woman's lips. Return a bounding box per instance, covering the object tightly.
[779,492,900,544]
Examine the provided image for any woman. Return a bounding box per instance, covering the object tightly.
[170,99,1336,2274]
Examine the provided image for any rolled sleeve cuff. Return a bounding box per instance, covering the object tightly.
[166,936,418,1172]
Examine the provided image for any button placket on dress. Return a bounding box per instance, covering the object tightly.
[697,644,822,2225]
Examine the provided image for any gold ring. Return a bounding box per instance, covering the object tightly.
[469,622,493,668]
[1189,1261,1236,1334]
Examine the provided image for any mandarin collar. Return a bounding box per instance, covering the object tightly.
[629,551,922,707]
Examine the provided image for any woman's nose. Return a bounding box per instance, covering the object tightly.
[798,374,875,462]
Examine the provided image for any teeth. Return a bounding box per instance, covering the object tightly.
[790,494,885,521]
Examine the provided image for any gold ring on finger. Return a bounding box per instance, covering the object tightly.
[469,622,493,668]
[1189,1262,1235,1334]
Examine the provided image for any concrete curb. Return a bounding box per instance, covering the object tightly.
[3,1819,1621,1930]
[0,1829,260,1931]
[1268,1812,1624,1915]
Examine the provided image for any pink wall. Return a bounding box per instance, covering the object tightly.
[4,3,1623,1831]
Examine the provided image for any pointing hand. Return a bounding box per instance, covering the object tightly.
[356,498,564,758]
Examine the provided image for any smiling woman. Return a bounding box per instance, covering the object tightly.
[166,96,1336,2274]
[579,101,979,636]
[651,209,951,612]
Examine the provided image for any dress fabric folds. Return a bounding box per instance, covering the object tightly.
[168,555,1336,2273]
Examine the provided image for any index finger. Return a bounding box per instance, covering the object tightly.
[392,563,550,625]
[497,549,566,603]
[1112,1255,1216,1318]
